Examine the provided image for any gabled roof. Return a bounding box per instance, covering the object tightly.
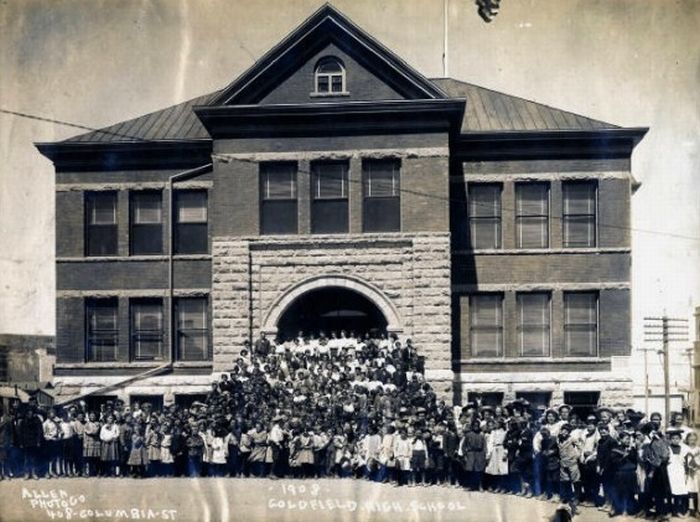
[57,4,622,145]
[212,3,447,104]
[431,78,619,133]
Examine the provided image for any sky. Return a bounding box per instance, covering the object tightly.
[1,0,699,364]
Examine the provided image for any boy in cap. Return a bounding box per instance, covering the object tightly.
[557,423,581,514]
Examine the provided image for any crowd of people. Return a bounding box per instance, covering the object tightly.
[0,330,699,520]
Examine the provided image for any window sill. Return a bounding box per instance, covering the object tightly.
[458,357,607,364]
[57,254,212,262]
[309,91,350,98]
[454,247,629,255]
[55,361,212,370]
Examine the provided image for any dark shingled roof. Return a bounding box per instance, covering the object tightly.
[62,78,618,143]
[430,78,619,133]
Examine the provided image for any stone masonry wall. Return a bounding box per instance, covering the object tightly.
[212,232,452,395]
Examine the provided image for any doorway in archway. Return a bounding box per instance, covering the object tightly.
[276,286,388,341]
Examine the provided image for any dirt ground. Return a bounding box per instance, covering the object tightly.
[0,478,689,522]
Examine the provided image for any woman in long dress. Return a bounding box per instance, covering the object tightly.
[99,414,120,477]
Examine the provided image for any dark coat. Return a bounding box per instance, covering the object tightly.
[461,430,486,472]
[19,415,43,449]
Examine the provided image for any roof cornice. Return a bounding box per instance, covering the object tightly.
[35,139,212,172]
[195,99,466,138]
[452,127,649,160]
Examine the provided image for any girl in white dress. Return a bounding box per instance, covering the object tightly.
[485,419,508,492]
[685,431,700,517]
[666,429,690,517]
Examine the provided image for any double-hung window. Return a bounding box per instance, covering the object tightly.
[260,163,298,234]
[130,191,163,255]
[85,192,118,256]
[85,298,118,362]
[175,297,209,361]
[469,294,504,357]
[130,299,164,361]
[311,161,349,234]
[517,293,551,356]
[564,292,598,356]
[314,57,346,94]
[516,183,549,248]
[563,181,597,247]
[175,191,208,254]
[363,159,400,232]
[468,184,501,249]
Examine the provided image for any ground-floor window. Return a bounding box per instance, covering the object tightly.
[467,391,504,407]
[174,393,208,409]
[130,299,165,361]
[129,394,164,412]
[175,297,209,361]
[564,391,600,419]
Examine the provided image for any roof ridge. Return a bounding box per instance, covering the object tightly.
[430,77,619,129]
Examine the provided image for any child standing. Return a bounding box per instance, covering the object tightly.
[540,427,560,501]
[145,421,161,477]
[667,429,689,517]
[127,424,148,478]
[685,432,700,518]
[160,425,174,477]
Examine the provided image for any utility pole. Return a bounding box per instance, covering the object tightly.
[638,346,656,414]
[644,316,689,425]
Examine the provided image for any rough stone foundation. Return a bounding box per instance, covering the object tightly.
[212,232,453,394]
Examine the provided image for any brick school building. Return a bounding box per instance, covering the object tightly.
[36,4,646,410]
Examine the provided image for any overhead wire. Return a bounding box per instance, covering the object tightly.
[2,106,698,242]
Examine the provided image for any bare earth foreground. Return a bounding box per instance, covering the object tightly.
[0,478,687,522]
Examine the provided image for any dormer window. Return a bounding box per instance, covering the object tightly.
[314,57,346,95]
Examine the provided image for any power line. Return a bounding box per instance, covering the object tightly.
[3,106,699,243]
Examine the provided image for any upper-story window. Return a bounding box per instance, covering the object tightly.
[563,181,597,248]
[363,159,400,232]
[516,183,549,248]
[311,161,349,234]
[468,184,502,249]
[85,191,118,256]
[175,190,208,254]
[314,57,346,94]
[260,162,298,235]
[130,191,163,255]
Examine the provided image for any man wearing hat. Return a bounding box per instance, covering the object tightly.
[579,414,600,506]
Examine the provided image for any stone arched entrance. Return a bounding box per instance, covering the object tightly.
[261,275,402,339]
